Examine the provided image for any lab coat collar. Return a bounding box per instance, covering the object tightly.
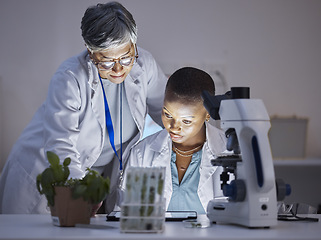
[199,122,223,179]
[128,53,144,83]
[123,60,145,134]
[84,52,97,87]
[204,121,225,159]
[150,129,171,154]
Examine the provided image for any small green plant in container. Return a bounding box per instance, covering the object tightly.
[36,151,110,227]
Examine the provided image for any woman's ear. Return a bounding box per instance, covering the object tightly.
[206,114,211,122]
[87,48,96,64]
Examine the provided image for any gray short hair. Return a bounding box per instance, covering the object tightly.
[81,1,138,52]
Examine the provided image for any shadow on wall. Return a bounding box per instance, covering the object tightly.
[0,77,3,172]
[269,116,308,159]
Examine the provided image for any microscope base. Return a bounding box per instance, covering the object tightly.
[207,199,277,228]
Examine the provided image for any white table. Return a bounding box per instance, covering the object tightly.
[0,214,320,240]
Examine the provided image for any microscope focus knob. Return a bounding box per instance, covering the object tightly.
[223,179,246,202]
[275,178,291,201]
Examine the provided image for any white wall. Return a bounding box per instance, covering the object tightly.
[0,77,3,169]
[1,0,321,171]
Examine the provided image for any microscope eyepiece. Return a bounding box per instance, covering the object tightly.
[231,87,250,99]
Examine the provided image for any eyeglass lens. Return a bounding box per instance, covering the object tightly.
[98,57,134,70]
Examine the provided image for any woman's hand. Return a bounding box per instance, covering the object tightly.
[91,201,103,217]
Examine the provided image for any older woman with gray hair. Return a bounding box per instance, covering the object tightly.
[0,2,167,214]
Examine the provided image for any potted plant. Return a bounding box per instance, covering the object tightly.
[36,151,110,227]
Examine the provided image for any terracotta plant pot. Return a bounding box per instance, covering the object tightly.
[50,186,92,227]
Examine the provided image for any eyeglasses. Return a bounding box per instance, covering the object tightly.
[91,44,138,71]
[278,202,319,222]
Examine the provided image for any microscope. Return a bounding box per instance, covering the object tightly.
[202,87,290,228]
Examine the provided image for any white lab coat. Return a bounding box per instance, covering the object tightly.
[125,122,227,211]
[0,47,167,214]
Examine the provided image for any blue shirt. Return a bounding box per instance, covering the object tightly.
[167,150,205,214]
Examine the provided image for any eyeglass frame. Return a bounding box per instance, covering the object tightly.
[90,44,139,71]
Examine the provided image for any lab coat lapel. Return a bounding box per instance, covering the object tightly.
[199,124,215,187]
[149,130,173,209]
[197,143,217,211]
[124,63,145,134]
[198,146,216,191]
[198,123,222,208]
[149,130,171,163]
[88,63,105,134]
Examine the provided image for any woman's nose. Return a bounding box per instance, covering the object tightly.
[170,120,181,132]
[112,62,123,73]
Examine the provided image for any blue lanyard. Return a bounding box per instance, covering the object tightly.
[98,75,123,171]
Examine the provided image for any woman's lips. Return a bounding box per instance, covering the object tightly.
[170,132,183,141]
[111,73,125,79]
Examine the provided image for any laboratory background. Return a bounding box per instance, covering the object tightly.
[0,0,320,208]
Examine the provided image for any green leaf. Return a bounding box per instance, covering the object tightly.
[63,157,71,167]
[45,187,55,206]
[72,184,87,199]
[63,166,70,181]
[46,151,60,167]
[41,168,55,186]
[158,177,164,195]
[52,165,64,183]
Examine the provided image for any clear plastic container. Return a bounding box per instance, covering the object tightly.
[120,167,166,233]
[120,202,165,233]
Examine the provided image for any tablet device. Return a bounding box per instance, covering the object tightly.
[165,211,197,221]
[106,210,197,222]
